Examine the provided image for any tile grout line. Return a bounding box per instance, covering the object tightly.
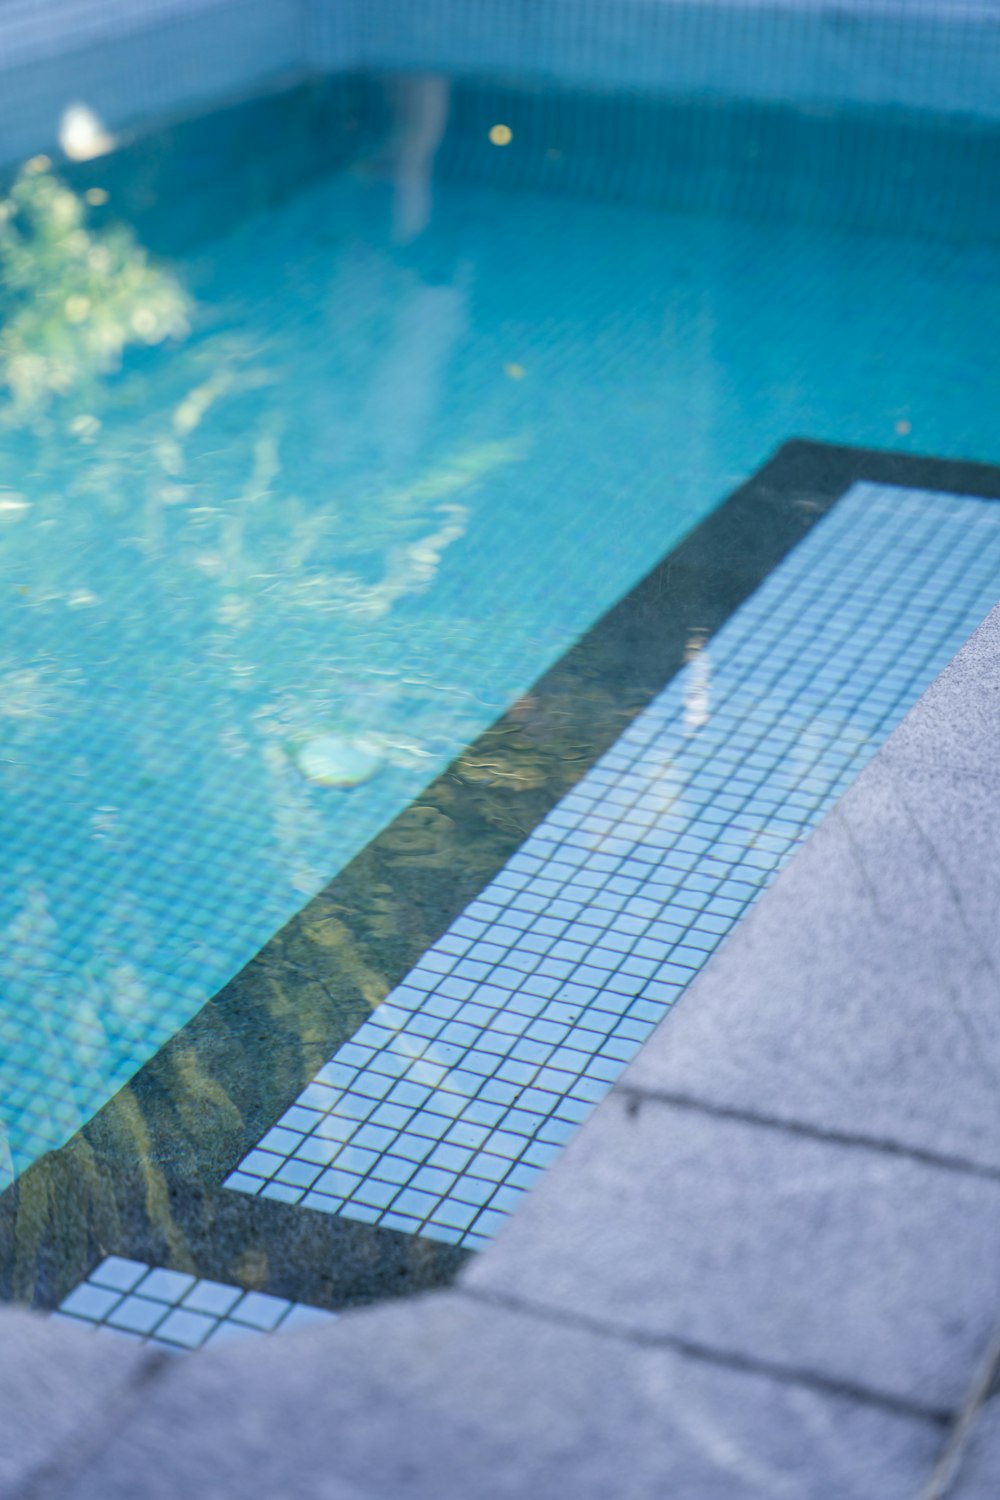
[615,1084,1000,1186]
[457,1284,953,1428]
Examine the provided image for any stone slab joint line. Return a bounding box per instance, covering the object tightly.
[614,1084,1000,1185]
[916,1321,1000,1500]
[457,1282,954,1428]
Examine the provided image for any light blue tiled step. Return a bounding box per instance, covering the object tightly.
[52,1256,337,1351]
[225,482,1000,1249]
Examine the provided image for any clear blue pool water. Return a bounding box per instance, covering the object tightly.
[3,78,1000,1187]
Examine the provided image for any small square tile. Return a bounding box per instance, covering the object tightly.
[338,1201,381,1225]
[381,1212,423,1235]
[259,1126,303,1157]
[107,1295,169,1335]
[89,1256,147,1293]
[429,1198,481,1231]
[275,1159,323,1189]
[181,1280,243,1317]
[353,1178,400,1210]
[260,1181,304,1204]
[135,1269,197,1305]
[224,1170,263,1195]
[390,1187,438,1221]
[155,1308,217,1349]
[59,1284,123,1323]
[302,1190,343,1215]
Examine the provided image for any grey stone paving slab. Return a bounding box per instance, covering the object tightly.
[883,600,1000,776]
[622,753,1000,1172]
[463,1092,1000,1413]
[950,1395,1000,1499]
[61,1290,941,1500]
[0,1305,159,1498]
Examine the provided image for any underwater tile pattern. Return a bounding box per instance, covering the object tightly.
[308,0,1000,121]
[52,1256,336,1350]
[226,481,1000,1249]
[8,101,1000,1197]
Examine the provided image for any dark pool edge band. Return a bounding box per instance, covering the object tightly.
[5,437,1000,1314]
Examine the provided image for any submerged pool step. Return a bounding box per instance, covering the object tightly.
[224,481,1000,1250]
[52,1255,337,1352]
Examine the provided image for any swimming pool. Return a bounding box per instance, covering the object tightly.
[3,67,1000,1320]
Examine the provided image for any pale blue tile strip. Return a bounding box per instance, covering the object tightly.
[53,1256,336,1349]
[226,482,1000,1249]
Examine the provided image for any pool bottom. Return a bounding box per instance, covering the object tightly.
[5,439,1000,1316]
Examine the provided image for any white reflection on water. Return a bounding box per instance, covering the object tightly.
[683,635,712,733]
[58,103,115,163]
[383,73,451,246]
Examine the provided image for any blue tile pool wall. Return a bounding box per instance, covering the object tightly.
[307,0,1000,122]
[226,481,1000,1249]
[53,1256,336,1351]
[427,80,1000,247]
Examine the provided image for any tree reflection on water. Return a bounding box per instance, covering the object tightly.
[0,156,190,418]
[0,153,527,1228]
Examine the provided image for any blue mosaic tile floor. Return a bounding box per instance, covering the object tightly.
[5,138,1000,1194]
[52,1256,336,1350]
[226,482,1000,1248]
[6,134,1000,1191]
